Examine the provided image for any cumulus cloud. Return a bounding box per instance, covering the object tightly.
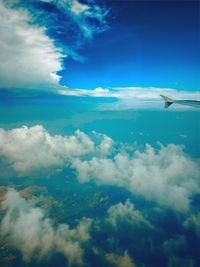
[106,199,153,229]
[72,143,200,212]
[105,250,136,267]
[0,125,94,172]
[0,125,115,174]
[59,86,200,109]
[0,189,91,265]
[0,0,64,89]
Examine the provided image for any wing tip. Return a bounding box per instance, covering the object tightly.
[160,95,174,108]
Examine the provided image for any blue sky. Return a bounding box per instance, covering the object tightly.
[60,1,199,91]
[0,0,199,110]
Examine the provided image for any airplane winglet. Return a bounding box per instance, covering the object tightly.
[160,95,174,108]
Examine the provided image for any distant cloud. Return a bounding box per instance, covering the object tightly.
[59,86,200,109]
[106,250,136,267]
[94,87,109,92]
[179,134,187,139]
[0,189,92,265]
[72,143,200,212]
[59,86,111,97]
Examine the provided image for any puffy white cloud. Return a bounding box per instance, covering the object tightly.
[0,125,94,172]
[0,0,64,90]
[0,189,91,265]
[72,143,200,212]
[94,87,109,92]
[0,125,115,174]
[106,199,153,229]
[105,250,136,267]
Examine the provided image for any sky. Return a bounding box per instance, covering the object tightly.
[0,1,200,267]
[0,0,199,109]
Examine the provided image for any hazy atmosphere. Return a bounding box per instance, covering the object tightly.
[0,0,200,266]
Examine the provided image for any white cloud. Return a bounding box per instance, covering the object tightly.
[72,143,200,212]
[0,125,115,174]
[106,199,153,229]
[59,86,200,109]
[94,87,109,92]
[0,125,94,172]
[106,250,136,267]
[0,0,64,90]
[0,189,92,265]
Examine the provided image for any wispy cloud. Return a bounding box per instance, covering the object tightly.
[53,0,110,38]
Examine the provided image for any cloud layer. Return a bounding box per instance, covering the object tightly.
[0,189,91,265]
[59,86,200,110]
[1,124,199,213]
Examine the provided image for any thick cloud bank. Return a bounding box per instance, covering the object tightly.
[72,143,200,212]
[0,125,94,172]
[0,189,91,265]
[0,0,63,89]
